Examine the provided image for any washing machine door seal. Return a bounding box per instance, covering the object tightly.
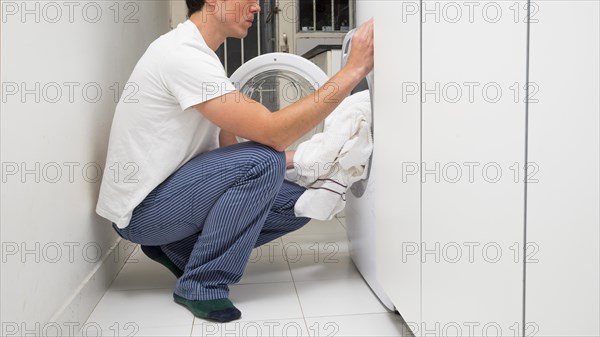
[230,53,329,149]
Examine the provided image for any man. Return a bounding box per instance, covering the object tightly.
[96,0,373,323]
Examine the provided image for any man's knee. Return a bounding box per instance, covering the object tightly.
[243,142,286,182]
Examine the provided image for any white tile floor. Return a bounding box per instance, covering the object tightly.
[84,218,409,337]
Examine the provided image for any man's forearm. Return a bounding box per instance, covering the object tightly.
[269,66,365,150]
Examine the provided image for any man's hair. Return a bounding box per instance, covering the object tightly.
[186,0,206,17]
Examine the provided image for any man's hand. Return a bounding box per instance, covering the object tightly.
[346,18,374,78]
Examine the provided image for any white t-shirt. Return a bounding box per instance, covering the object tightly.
[96,20,235,229]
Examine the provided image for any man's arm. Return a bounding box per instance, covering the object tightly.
[194,19,374,152]
[219,129,238,147]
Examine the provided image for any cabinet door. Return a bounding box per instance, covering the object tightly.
[276,0,296,53]
[420,1,527,335]
[526,2,600,336]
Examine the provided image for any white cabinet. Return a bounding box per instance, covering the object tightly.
[374,1,600,336]
[526,2,600,336]
[420,1,527,334]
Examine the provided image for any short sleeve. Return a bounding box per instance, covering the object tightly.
[160,45,236,111]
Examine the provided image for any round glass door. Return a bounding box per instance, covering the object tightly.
[230,53,329,150]
[237,69,323,149]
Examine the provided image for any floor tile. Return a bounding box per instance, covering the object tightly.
[85,288,194,331]
[192,318,309,337]
[295,277,388,317]
[249,238,287,262]
[285,219,346,237]
[288,253,361,282]
[336,216,346,229]
[102,324,193,337]
[109,259,178,291]
[281,232,349,257]
[239,252,293,285]
[305,313,408,337]
[84,219,403,337]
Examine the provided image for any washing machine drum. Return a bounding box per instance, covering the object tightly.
[229,53,329,150]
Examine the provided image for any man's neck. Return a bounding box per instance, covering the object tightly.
[189,13,225,52]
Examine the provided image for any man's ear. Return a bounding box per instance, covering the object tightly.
[200,0,219,17]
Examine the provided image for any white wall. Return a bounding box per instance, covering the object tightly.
[1,1,170,334]
[171,0,187,29]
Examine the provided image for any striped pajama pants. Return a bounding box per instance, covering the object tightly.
[113,141,311,300]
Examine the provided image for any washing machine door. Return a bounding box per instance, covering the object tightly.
[230,53,329,150]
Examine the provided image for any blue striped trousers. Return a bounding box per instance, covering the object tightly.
[113,141,310,300]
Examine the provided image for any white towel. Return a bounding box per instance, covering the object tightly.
[293,90,373,220]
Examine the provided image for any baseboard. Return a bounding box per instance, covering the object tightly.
[49,238,135,334]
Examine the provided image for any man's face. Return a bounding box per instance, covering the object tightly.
[217,0,261,39]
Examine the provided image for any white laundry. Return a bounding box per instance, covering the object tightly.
[293,90,373,220]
